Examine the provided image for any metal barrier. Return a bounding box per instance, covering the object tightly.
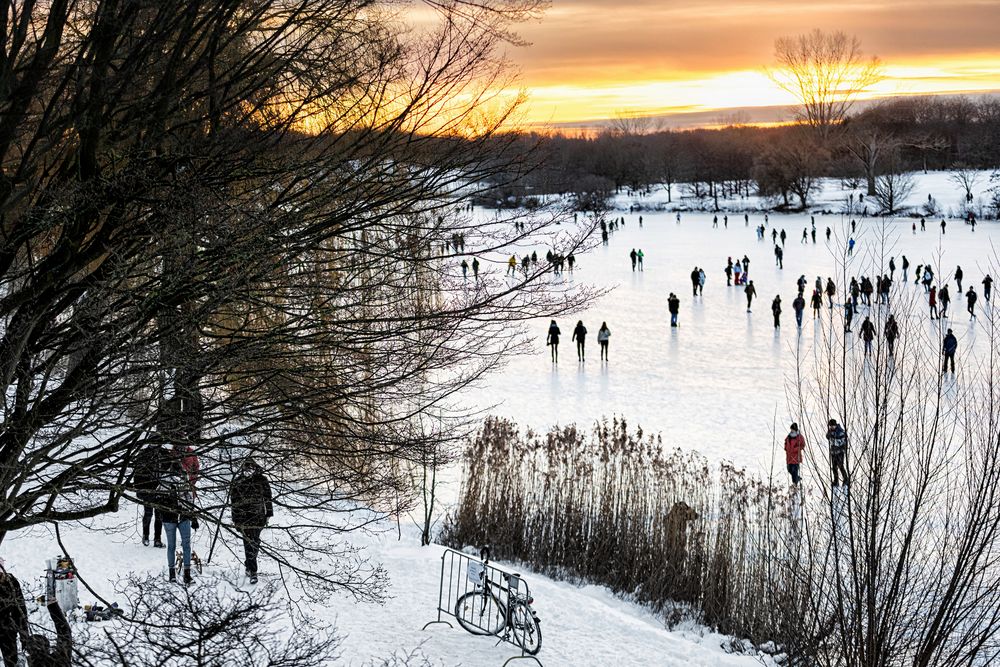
[423,546,543,666]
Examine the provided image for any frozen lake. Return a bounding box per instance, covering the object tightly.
[463,179,1000,476]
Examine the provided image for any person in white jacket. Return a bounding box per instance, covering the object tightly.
[597,322,611,361]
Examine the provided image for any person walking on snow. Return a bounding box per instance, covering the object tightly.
[745,281,757,312]
[546,320,561,363]
[793,294,805,328]
[0,561,29,667]
[780,229,787,246]
[230,458,274,585]
[827,419,849,488]
[966,287,978,318]
[597,322,611,361]
[668,293,680,327]
[943,329,958,373]
[772,295,782,328]
[132,442,168,548]
[630,249,637,271]
[159,458,198,585]
[784,424,806,485]
[572,320,588,362]
[860,316,876,355]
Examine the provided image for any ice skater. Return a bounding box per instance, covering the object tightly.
[668,293,680,327]
[811,290,822,318]
[984,275,993,301]
[630,249,638,271]
[826,419,849,488]
[690,267,700,296]
[885,314,899,355]
[637,249,644,271]
[546,320,561,363]
[955,265,963,293]
[943,328,957,373]
[929,286,939,319]
[772,295,782,328]
[793,294,805,328]
[745,281,757,312]
[825,278,837,308]
[860,316,876,355]
[598,323,610,361]
[966,287,978,318]
[939,285,950,319]
[572,320,588,362]
[784,423,805,486]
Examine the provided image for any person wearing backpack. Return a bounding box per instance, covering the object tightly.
[230,459,274,585]
[159,459,198,585]
[826,419,849,488]
[132,443,168,547]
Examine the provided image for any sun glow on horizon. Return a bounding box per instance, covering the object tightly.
[504,53,1000,128]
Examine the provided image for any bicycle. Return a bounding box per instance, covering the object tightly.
[454,546,542,655]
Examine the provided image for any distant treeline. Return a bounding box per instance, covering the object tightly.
[477,95,1000,213]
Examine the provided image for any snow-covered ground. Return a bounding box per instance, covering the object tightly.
[464,170,1000,475]
[2,515,770,666]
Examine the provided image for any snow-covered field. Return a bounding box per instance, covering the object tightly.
[3,514,770,666]
[465,171,1000,474]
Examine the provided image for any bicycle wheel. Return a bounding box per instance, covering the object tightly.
[509,601,542,655]
[454,590,506,636]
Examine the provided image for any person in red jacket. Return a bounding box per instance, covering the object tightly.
[784,423,806,485]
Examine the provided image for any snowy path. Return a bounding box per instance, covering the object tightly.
[2,517,768,666]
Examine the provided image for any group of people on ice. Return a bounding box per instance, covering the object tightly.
[546,320,611,363]
[783,418,850,490]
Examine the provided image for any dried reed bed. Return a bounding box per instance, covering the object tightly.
[441,416,806,648]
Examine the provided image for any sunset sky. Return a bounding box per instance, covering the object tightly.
[498,0,1000,128]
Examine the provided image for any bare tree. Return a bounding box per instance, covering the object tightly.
[949,162,983,203]
[874,170,915,215]
[847,125,901,196]
[770,30,883,140]
[0,0,600,612]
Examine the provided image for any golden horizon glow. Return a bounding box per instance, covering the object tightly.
[474,0,1000,128]
[507,54,1000,127]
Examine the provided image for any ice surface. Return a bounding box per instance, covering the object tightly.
[462,171,1000,475]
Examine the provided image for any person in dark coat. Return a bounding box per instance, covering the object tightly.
[668,293,680,327]
[745,281,756,312]
[860,316,876,355]
[230,458,274,584]
[885,314,900,355]
[572,321,588,362]
[0,561,28,667]
[771,296,782,328]
[546,320,561,363]
[792,294,806,328]
[826,419,849,488]
[984,275,993,301]
[132,443,168,547]
[943,329,958,373]
[966,287,978,318]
